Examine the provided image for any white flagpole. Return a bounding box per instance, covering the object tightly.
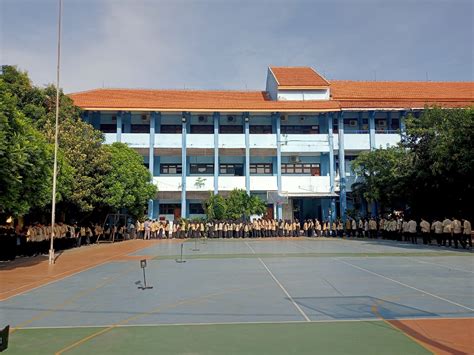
[49,0,62,265]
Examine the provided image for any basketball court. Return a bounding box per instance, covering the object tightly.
[1,238,473,354]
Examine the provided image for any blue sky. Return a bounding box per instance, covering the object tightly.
[1,0,473,93]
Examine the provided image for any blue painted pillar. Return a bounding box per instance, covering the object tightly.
[148,112,159,219]
[124,111,132,133]
[328,113,336,222]
[181,113,188,218]
[387,111,392,133]
[116,111,123,142]
[276,113,283,220]
[213,112,219,195]
[338,111,347,222]
[244,113,250,196]
[369,110,376,150]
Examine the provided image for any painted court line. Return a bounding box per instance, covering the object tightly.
[335,258,474,312]
[411,258,474,274]
[244,241,311,322]
[15,316,474,330]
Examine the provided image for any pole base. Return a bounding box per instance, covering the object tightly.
[48,249,55,264]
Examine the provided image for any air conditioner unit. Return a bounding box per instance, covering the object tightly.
[227,115,235,122]
[141,114,149,121]
[281,115,288,122]
[377,120,387,127]
[349,120,358,127]
[290,156,301,163]
[198,115,208,123]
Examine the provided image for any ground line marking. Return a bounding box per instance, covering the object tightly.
[244,241,310,322]
[335,258,474,312]
[14,316,474,330]
[411,258,474,274]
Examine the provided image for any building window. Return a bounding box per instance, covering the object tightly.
[220,164,244,176]
[220,125,243,134]
[282,163,320,176]
[281,125,319,134]
[159,204,181,215]
[250,163,272,175]
[189,203,205,214]
[160,164,182,175]
[190,164,214,175]
[131,124,150,133]
[391,118,400,130]
[190,125,213,133]
[250,125,273,134]
[100,124,116,133]
[161,125,182,133]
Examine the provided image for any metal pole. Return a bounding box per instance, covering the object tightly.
[49,0,62,265]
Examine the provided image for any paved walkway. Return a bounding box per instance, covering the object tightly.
[0,239,165,301]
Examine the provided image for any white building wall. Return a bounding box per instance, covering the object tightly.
[265,68,279,100]
[277,89,330,101]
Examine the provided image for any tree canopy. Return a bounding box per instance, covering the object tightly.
[204,189,267,220]
[0,65,156,220]
[351,107,474,218]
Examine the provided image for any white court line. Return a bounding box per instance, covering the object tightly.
[15,315,474,330]
[335,258,474,312]
[244,241,310,322]
[411,258,474,274]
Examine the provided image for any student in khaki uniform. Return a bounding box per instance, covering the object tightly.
[442,218,452,247]
[407,219,417,244]
[337,220,343,238]
[451,218,462,249]
[462,219,472,249]
[351,219,357,238]
[315,219,321,238]
[431,219,443,246]
[369,218,377,239]
[420,218,431,245]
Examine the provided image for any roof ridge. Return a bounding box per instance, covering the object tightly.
[69,88,266,95]
[331,80,474,84]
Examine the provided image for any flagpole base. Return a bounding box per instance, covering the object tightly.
[48,249,55,264]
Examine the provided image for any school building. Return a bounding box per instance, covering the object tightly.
[69,67,473,221]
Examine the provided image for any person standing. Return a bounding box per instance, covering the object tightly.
[431,219,443,246]
[442,217,452,247]
[407,219,418,244]
[462,219,472,249]
[420,218,431,245]
[143,219,151,240]
[351,218,357,238]
[369,218,377,239]
[451,218,462,249]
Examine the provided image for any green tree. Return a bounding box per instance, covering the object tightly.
[102,143,157,219]
[204,189,267,220]
[402,107,474,216]
[352,107,474,217]
[204,193,227,220]
[0,80,55,216]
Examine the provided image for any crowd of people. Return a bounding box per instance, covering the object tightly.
[1,215,472,261]
[0,221,135,260]
[136,216,472,250]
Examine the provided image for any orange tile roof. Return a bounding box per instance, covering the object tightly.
[269,67,330,87]
[69,77,473,112]
[331,81,474,100]
[69,89,340,112]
